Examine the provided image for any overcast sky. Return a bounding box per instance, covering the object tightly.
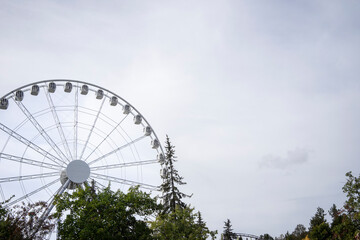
[1,0,360,237]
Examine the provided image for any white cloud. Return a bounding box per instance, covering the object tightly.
[259,148,309,170]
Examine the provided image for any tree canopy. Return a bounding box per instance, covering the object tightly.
[150,205,216,240]
[343,171,360,227]
[54,183,160,240]
[0,199,55,240]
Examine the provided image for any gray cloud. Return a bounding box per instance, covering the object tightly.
[260,148,309,170]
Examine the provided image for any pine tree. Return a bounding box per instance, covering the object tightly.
[196,211,210,238]
[197,211,205,228]
[223,219,237,240]
[159,135,191,214]
[308,207,331,240]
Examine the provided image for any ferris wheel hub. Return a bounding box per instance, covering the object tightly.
[66,160,90,184]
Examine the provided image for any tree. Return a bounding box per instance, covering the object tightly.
[260,233,274,240]
[328,172,360,239]
[328,203,353,239]
[291,224,307,240]
[342,171,360,227]
[159,135,191,214]
[0,199,55,239]
[54,183,159,240]
[308,207,331,240]
[196,211,216,239]
[284,231,293,240]
[275,234,285,240]
[309,207,326,230]
[308,222,331,240]
[150,205,217,240]
[329,204,340,227]
[222,219,237,240]
[330,213,356,240]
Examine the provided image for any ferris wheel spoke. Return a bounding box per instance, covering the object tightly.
[33,179,70,238]
[74,85,79,159]
[0,153,62,170]
[79,97,106,160]
[88,135,146,166]
[91,172,158,191]
[12,99,69,163]
[5,178,60,207]
[90,159,158,171]
[45,87,73,161]
[84,114,128,162]
[0,185,5,202]
[0,172,59,183]
[0,123,66,166]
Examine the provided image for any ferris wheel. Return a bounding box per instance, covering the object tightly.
[0,79,164,214]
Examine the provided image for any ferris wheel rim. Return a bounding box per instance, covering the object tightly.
[1,79,165,155]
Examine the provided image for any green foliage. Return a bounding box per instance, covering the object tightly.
[222,219,237,240]
[293,224,307,240]
[150,205,217,240]
[284,231,295,240]
[54,183,160,240]
[330,214,356,240]
[0,199,55,240]
[0,200,20,240]
[327,203,355,239]
[308,222,331,240]
[308,207,331,240]
[260,233,274,240]
[309,207,326,231]
[326,172,360,240]
[159,135,191,214]
[342,171,360,227]
[284,224,307,240]
[328,204,340,228]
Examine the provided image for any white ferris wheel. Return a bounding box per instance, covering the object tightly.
[0,79,164,218]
